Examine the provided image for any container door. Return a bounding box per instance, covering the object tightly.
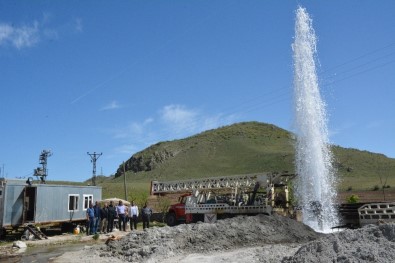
[23,187,36,223]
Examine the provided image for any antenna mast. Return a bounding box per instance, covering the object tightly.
[87,152,102,186]
[34,149,52,183]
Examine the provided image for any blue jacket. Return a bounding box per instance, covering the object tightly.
[93,205,101,218]
[86,207,95,218]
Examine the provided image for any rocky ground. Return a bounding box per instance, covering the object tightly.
[4,214,395,263]
[283,223,395,262]
[53,214,322,262]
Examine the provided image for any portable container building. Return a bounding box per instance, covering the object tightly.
[0,178,101,234]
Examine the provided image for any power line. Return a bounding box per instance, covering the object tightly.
[321,58,395,88]
[113,40,395,157]
[175,42,394,136]
[320,41,395,73]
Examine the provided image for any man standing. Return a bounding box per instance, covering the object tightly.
[129,201,139,231]
[86,202,95,235]
[93,201,101,234]
[142,203,153,229]
[107,201,116,232]
[116,200,127,231]
[100,202,109,234]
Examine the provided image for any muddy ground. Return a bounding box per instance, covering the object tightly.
[0,229,130,262]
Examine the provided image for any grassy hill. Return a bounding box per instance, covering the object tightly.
[88,121,395,201]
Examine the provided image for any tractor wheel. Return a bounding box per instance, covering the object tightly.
[0,228,6,240]
[166,212,177,226]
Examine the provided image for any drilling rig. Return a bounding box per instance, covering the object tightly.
[151,172,293,225]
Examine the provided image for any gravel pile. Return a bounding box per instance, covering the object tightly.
[283,223,395,263]
[97,214,321,262]
[54,216,395,262]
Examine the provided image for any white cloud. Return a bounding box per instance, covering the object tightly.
[366,120,383,129]
[329,121,356,138]
[74,18,83,33]
[129,122,144,135]
[0,21,40,49]
[143,118,154,125]
[109,104,239,157]
[159,104,238,137]
[0,15,81,50]
[112,118,155,139]
[114,144,138,155]
[160,104,200,134]
[101,100,121,111]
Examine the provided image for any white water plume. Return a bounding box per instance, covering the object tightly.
[292,6,338,232]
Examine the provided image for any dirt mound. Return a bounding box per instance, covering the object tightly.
[283,223,395,263]
[97,214,321,262]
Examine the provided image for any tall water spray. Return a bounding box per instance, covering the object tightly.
[292,7,338,232]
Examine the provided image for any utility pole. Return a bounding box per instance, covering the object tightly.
[123,161,127,201]
[87,152,102,186]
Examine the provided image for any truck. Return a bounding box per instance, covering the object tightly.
[151,172,293,226]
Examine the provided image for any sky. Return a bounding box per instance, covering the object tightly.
[0,1,394,182]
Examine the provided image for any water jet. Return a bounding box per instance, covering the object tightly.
[292,6,339,232]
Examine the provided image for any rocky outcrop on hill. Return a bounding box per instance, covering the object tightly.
[115,148,178,177]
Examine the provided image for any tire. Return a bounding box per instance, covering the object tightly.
[0,228,6,240]
[166,212,177,226]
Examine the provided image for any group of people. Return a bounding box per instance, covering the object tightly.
[86,200,153,235]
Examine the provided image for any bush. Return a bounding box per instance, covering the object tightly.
[347,194,359,204]
[347,186,352,191]
[92,233,100,240]
[373,185,380,191]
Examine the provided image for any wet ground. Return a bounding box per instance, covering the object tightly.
[0,228,129,263]
[1,243,83,263]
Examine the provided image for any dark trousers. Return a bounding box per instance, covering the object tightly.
[107,216,115,232]
[87,217,95,235]
[118,214,126,231]
[142,215,150,229]
[130,215,138,230]
[94,217,100,234]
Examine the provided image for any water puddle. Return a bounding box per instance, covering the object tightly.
[1,243,84,263]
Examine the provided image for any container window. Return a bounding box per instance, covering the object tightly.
[83,195,93,210]
[68,194,79,211]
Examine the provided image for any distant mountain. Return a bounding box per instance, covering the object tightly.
[112,121,395,191]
